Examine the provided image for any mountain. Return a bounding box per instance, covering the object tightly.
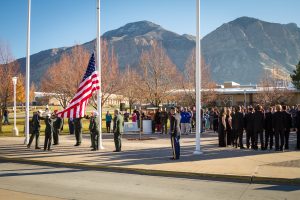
[18,20,195,85]
[202,17,300,84]
[17,17,300,85]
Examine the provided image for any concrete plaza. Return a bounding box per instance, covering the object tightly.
[0,131,299,185]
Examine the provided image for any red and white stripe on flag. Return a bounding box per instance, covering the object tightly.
[57,53,100,118]
[57,71,100,119]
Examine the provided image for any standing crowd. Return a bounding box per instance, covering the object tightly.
[211,104,300,151]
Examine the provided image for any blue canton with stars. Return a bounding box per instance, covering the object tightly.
[82,53,96,82]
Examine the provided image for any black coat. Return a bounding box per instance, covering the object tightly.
[54,117,63,130]
[272,111,284,131]
[282,111,292,130]
[253,111,264,132]
[296,111,300,129]
[232,112,244,131]
[45,117,54,135]
[170,114,180,137]
[264,112,273,131]
[244,112,254,131]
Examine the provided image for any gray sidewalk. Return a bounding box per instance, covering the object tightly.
[0,132,300,185]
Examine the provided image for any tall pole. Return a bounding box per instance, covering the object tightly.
[97,0,104,149]
[12,77,19,136]
[244,90,246,108]
[194,0,202,155]
[25,0,31,144]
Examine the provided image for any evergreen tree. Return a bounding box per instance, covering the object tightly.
[290,61,300,89]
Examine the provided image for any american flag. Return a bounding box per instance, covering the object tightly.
[57,53,100,118]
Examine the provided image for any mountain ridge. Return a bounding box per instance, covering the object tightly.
[17,17,300,85]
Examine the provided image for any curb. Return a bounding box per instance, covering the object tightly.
[1,157,299,186]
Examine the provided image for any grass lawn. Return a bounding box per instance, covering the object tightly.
[1,104,118,137]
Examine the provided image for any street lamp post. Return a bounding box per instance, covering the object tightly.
[12,77,19,136]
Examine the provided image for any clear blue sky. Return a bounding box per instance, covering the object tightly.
[0,0,300,59]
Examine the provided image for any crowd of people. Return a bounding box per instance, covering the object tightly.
[9,103,300,160]
[205,105,300,151]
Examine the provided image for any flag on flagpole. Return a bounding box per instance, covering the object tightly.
[57,53,100,118]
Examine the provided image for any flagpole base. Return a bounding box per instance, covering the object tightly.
[98,145,104,150]
[193,150,203,155]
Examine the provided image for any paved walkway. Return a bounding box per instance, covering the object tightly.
[0,131,300,184]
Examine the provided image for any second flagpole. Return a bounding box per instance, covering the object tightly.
[97,0,104,150]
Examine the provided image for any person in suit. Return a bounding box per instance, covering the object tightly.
[218,108,227,147]
[272,105,285,151]
[225,108,232,146]
[113,109,124,152]
[74,118,83,146]
[296,105,300,150]
[44,113,54,151]
[169,107,181,160]
[264,107,274,150]
[282,105,292,150]
[253,105,265,150]
[233,106,245,149]
[244,106,254,149]
[27,110,43,149]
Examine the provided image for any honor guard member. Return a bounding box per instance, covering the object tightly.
[74,117,83,146]
[89,111,100,151]
[44,113,54,151]
[169,107,181,160]
[27,110,43,149]
[53,110,63,145]
[113,109,124,152]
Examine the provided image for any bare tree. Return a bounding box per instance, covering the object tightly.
[179,48,216,106]
[41,45,90,108]
[255,68,293,106]
[90,41,123,109]
[120,65,141,113]
[0,41,19,132]
[137,41,180,106]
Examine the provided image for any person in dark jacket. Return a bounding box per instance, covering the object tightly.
[218,108,227,147]
[264,107,274,150]
[74,118,83,146]
[154,109,162,133]
[253,105,265,150]
[213,108,219,133]
[169,107,181,160]
[44,113,54,151]
[53,112,63,145]
[244,107,254,149]
[282,105,292,150]
[296,105,300,150]
[160,108,168,134]
[233,106,245,149]
[68,118,75,135]
[225,108,232,146]
[272,105,285,151]
[27,110,42,149]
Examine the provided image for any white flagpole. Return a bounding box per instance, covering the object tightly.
[25,0,31,145]
[194,0,202,154]
[97,0,104,149]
